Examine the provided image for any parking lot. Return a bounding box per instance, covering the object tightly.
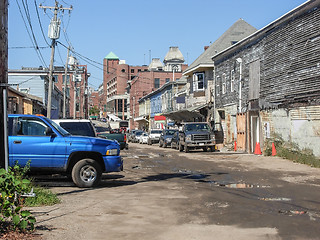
[31,142,320,240]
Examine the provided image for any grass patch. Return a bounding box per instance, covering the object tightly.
[264,135,320,168]
[24,186,60,207]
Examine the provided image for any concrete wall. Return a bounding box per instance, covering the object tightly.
[261,106,320,157]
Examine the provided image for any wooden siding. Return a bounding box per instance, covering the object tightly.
[262,7,320,106]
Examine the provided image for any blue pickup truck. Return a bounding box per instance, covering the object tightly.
[7,114,123,188]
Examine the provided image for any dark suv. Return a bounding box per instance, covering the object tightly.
[179,122,216,153]
[159,129,178,148]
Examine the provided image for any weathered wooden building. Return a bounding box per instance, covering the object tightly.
[212,0,320,156]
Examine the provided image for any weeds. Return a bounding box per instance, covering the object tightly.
[264,135,320,167]
[24,187,60,207]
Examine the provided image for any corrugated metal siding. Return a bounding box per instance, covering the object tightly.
[290,106,320,120]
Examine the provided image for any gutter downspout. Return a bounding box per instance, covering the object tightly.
[236,58,243,112]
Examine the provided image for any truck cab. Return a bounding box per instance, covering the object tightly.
[179,122,216,153]
[8,114,123,188]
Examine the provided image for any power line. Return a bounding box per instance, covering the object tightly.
[15,0,48,67]
[34,0,50,46]
[9,46,49,49]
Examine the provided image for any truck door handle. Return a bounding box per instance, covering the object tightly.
[13,140,22,144]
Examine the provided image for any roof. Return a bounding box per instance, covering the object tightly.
[212,0,316,62]
[148,58,164,70]
[184,19,257,75]
[164,46,184,63]
[104,52,119,60]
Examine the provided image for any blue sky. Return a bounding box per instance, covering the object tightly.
[8,0,307,89]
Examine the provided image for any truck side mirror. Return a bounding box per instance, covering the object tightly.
[46,127,57,137]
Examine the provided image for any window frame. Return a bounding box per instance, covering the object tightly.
[193,72,205,92]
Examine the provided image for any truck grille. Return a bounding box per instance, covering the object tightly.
[192,134,209,141]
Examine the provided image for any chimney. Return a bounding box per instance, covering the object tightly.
[204,46,209,51]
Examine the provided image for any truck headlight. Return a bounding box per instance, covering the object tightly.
[186,135,192,141]
[106,149,118,156]
[210,134,215,140]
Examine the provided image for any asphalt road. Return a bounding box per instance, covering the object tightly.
[31,143,320,240]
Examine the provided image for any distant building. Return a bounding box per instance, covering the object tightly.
[8,65,89,119]
[101,47,188,129]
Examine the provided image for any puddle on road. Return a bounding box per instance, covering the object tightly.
[207,181,271,189]
[279,210,307,215]
[259,197,291,201]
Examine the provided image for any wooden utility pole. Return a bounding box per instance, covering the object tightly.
[0,0,8,169]
[39,1,72,119]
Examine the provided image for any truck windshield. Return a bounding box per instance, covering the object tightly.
[185,124,210,132]
[59,122,96,137]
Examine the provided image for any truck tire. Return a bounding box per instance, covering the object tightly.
[72,159,102,188]
[210,146,215,152]
[203,147,207,152]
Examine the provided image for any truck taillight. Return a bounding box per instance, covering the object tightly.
[124,134,127,142]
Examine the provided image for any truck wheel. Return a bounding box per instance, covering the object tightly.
[72,159,102,188]
[179,143,184,152]
[210,146,215,152]
[203,147,208,152]
[185,146,189,153]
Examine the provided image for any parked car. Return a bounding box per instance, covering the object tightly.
[8,114,123,188]
[171,131,180,150]
[53,119,96,137]
[147,129,162,145]
[179,122,216,153]
[159,129,178,148]
[128,130,137,143]
[133,130,144,143]
[92,121,128,150]
[139,132,149,144]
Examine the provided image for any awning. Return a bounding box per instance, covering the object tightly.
[107,113,122,121]
[134,116,149,122]
[162,104,207,122]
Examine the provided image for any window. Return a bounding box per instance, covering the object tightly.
[131,69,135,73]
[154,78,160,88]
[63,75,70,84]
[166,78,170,83]
[216,76,221,96]
[193,72,204,91]
[16,118,48,136]
[231,70,235,92]
[53,75,59,82]
[222,74,226,94]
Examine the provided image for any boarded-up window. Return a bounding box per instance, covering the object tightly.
[249,60,260,100]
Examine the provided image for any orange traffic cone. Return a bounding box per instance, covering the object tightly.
[272,142,277,156]
[254,142,262,155]
[234,141,237,151]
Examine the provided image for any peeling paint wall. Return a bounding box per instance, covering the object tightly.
[261,107,320,157]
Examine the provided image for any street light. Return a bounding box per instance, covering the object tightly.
[236,58,242,113]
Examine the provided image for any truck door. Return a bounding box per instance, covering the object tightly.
[8,116,67,169]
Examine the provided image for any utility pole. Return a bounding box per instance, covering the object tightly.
[0,0,8,169]
[39,1,72,119]
[63,47,70,118]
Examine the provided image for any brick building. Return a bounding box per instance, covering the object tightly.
[101,47,188,129]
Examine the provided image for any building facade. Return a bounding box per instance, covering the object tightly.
[212,0,320,156]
